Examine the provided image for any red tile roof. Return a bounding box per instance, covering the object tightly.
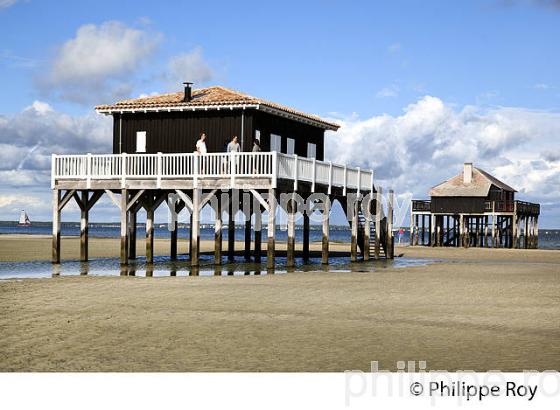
[95,86,339,130]
[430,166,517,197]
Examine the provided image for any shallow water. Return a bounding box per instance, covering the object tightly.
[0,254,435,279]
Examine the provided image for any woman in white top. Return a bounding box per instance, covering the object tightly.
[196,133,207,154]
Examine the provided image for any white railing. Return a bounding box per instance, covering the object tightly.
[52,151,374,193]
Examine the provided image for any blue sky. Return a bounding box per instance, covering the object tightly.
[1,0,559,226]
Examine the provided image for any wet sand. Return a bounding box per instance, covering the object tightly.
[0,234,348,262]
[0,236,559,372]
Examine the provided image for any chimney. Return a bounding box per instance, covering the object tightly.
[463,162,473,184]
[183,82,193,102]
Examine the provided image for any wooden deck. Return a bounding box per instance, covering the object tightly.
[52,151,374,194]
[51,152,394,268]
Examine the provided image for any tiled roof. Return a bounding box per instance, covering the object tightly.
[429,167,517,197]
[95,86,339,130]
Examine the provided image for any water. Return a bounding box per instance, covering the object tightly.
[0,254,435,279]
[2,221,560,249]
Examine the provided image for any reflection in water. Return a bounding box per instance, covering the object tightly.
[3,254,436,280]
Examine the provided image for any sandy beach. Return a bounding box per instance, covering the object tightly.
[0,235,559,372]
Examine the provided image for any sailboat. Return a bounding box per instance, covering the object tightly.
[18,210,31,227]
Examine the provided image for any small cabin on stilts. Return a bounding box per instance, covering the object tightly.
[51,84,394,272]
[411,162,540,249]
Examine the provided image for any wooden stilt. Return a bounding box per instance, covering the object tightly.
[228,196,235,262]
[52,189,61,264]
[267,188,276,270]
[303,212,310,261]
[170,219,178,260]
[129,210,137,259]
[146,196,154,264]
[386,190,394,258]
[430,214,436,247]
[459,214,465,248]
[244,202,251,261]
[80,190,89,262]
[254,204,262,263]
[287,194,296,267]
[322,197,330,264]
[364,198,371,260]
[215,199,222,265]
[524,216,529,249]
[120,188,128,265]
[410,211,414,246]
[374,188,382,258]
[189,212,193,259]
[491,205,496,248]
[484,216,489,248]
[191,188,200,266]
[350,197,358,262]
[534,216,539,249]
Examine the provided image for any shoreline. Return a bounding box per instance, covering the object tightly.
[1,236,559,372]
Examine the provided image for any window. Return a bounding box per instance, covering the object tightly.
[255,129,261,142]
[307,142,316,159]
[270,134,282,152]
[136,131,146,153]
[287,138,295,155]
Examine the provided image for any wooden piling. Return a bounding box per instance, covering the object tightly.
[350,197,358,262]
[374,188,382,259]
[146,197,154,264]
[386,190,394,258]
[409,211,415,246]
[534,216,539,249]
[214,199,222,265]
[191,188,200,266]
[267,188,276,270]
[364,197,371,261]
[170,219,178,260]
[120,188,128,265]
[524,216,529,249]
[228,195,235,262]
[244,202,252,261]
[254,204,262,263]
[52,189,61,264]
[80,190,89,262]
[322,197,330,264]
[430,214,436,247]
[302,212,310,261]
[128,209,137,259]
[287,194,296,268]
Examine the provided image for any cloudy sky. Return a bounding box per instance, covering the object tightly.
[1,0,559,227]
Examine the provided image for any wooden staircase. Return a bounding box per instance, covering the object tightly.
[357,210,388,258]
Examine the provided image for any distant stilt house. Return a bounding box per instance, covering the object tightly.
[411,163,540,248]
[51,84,394,270]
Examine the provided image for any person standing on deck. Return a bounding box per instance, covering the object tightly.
[196,132,207,154]
[251,139,261,173]
[195,132,207,174]
[227,136,241,174]
[227,135,240,153]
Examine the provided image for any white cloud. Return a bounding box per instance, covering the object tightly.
[0,0,18,9]
[37,21,160,104]
[533,83,551,90]
[0,194,44,211]
[165,47,213,88]
[376,85,399,98]
[326,96,560,226]
[0,101,112,175]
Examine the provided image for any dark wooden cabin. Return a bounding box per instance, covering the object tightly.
[429,163,516,214]
[411,162,540,249]
[95,84,339,160]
